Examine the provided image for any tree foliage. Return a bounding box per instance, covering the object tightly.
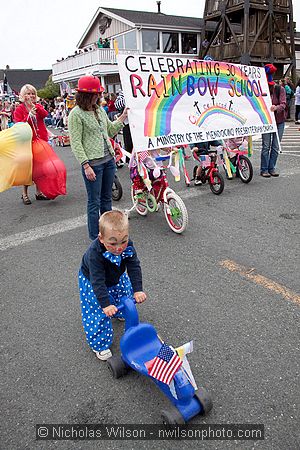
[37,76,60,99]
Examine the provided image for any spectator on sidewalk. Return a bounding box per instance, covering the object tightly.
[280,78,294,120]
[294,79,300,124]
[107,93,117,120]
[260,64,286,178]
[0,100,13,130]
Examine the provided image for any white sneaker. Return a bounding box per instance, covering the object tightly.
[95,349,112,361]
[194,178,202,186]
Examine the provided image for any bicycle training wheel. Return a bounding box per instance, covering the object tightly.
[112,175,123,201]
[209,172,224,195]
[163,191,188,233]
[237,156,253,183]
[131,185,148,216]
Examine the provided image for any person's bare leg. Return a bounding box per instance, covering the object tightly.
[22,185,28,197]
[196,167,203,177]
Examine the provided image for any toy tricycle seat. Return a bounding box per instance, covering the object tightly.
[120,323,162,375]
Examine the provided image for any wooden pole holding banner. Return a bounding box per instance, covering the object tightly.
[276,129,283,154]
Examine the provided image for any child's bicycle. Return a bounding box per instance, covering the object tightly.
[192,146,225,195]
[129,153,188,234]
[222,140,253,183]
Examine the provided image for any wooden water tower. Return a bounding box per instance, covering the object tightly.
[200,0,296,80]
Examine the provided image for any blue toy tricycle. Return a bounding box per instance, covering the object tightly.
[107,297,213,425]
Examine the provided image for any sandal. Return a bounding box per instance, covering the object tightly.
[35,193,50,200]
[21,194,32,205]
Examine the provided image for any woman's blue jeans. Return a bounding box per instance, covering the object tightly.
[82,158,116,240]
[261,122,285,174]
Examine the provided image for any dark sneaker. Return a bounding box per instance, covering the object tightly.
[261,172,271,178]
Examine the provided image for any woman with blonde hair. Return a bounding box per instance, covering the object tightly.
[14,84,49,204]
[0,100,13,130]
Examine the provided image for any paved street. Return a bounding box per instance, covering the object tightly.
[1,124,299,450]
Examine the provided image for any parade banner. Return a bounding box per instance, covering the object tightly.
[116,54,277,151]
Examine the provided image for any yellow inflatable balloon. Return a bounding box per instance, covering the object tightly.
[0,123,33,193]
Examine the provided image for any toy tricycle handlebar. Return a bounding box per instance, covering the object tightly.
[112,296,139,330]
[116,298,137,312]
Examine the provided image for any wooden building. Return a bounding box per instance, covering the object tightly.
[200,0,296,79]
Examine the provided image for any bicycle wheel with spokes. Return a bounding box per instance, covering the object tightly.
[237,155,253,183]
[209,171,224,195]
[163,191,188,233]
[131,185,148,216]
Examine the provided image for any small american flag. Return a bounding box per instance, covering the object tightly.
[137,150,151,162]
[146,343,182,385]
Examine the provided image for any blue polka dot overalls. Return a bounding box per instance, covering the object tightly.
[78,268,133,352]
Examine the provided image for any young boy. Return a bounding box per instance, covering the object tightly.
[78,210,146,360]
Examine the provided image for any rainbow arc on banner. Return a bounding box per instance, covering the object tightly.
[196,105,246,127]
[144,61,272,137]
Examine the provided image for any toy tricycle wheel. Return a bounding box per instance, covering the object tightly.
[107,356,129,379]
[161,407,185,425]
[112,175,123,201]
[195,387,213,415]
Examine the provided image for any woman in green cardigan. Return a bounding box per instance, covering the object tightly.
[68,75,128,240]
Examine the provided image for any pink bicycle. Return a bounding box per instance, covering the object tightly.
[129,152,188,234]
[222,138,253,183]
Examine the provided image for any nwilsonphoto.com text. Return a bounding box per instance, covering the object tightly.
[36,424,264,441]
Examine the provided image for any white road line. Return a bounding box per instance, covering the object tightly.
[280,152,300,157]
[0,188,203,251]
[0,166,299,251]
[0,215,87,251]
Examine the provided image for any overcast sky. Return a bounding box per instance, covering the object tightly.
[1,0,299,70]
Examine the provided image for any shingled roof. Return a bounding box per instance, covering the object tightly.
[103,7,203,29]
[77,6,209,48]
[0,69,52,94]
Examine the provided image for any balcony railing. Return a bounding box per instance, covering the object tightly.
[208,38,292,60]
[52,49,117,77]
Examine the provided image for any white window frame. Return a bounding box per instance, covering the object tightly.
[113,29,139,51]
[140,29,199,54]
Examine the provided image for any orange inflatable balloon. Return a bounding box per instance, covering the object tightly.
[0,123,33,193]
